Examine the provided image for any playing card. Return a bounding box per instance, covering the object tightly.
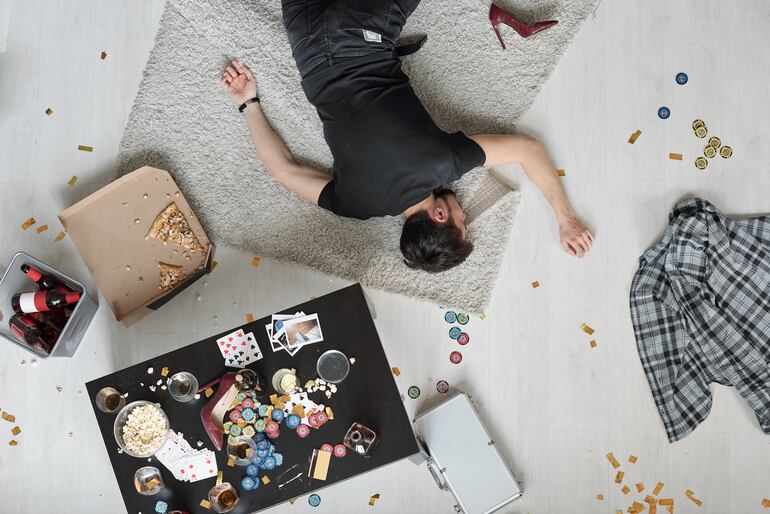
[225,331,262,368]
[173,451,217,482]
[216,328,247,360]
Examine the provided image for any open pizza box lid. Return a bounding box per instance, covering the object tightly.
[58,166,215,327]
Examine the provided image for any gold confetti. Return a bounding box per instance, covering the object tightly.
[210,260,218,272]
[77,145,93,152]
[615,470,624,484]
[2,411,16,423]
[216,470,223,486]
[246,313,254,323]
[479,313,485,320]
[204,387,214,398]
[652,482,664,496]
[607,452,620,469]
[589,339,597,348]
[8,440,18,446]
[762,498,770,508]
[11,426,21,436]
[391,367,401,376]
[556,169,566,177]
[45,107,54,116]
[225,455,235,467]
[261,475,270,485]
[21,218,36,230]
[252,256,261,268]
[199,499,211,509]
[369,493,381,506]
[646,496,658,514]
[628,129,642,144]
[288,499,297,505]
[629,501,645,513]
[669,153,683,161]
[68,175,78,187]
[160,367,169,377]
[658,498,673,506]
[531,280,540,288]
[596,494,604,500]
[629,455,638,464]
[621,485,630,495]
[581,323,595,335]
[325,407,334,419]
[685,490,702,507]
[36,224,49,234]
[636,482,645,492]
[100,51,108,60]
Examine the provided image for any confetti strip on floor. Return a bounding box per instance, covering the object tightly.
[252,256,261,268]
[556,169,566,177]
[36,224,48,234]
[581,323,595,335]
[21,217,36,230]
[652,482,664,496]
[628,455,638,464]
[607,452,620,469]
[2,411,16,423]
[589,339,597,348]
[246,313,254,323]
[685,490,702,507]
[369,493,381,506]
[68,175,78,187]
[658,498,673,506]
[100,51,108,60]
[629,501,645,513]
[199,499,211,509]
[45,107,54,116]
[8,440,18,446]
[621,485,630,495]
[209,260,218,272]
[391,367,400,376]
[636,482,645,492]
[762,498,770,508]
[11,426,21,436]
[628,129,642,144]
[615,470,624,484]
[53,230,67,242]
[596,494,604,500]
[77,145,93,152]
[669,153,683,160]
[531,280,540,288]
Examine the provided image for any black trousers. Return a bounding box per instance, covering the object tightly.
[281,0,422,77]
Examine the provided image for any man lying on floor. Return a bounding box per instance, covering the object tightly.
[219,0,594,272]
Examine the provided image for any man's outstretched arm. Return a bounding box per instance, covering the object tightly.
[220,58,331,205]
[470,134,594,258]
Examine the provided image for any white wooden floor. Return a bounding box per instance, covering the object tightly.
[1,1,769,513]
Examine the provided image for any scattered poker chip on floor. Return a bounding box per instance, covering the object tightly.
[720,146,732,158]
[456,313,469,325]
[444,310,457,324]
[333,444,347,457]
[296,424,311,438]
[448,327,462,340]
[692,119,705,130]
[695,126,708,138]
[657,106,670,119]
[436,380,449,394]
[457,332,470,345]
[308,494,321,507]
[676,72,688,85]
[695,156,709,170]
[450,351,463,364]
[708,136,721,148]
[704,145,717,159]
[407,386,421,399]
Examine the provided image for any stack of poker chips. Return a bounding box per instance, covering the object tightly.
[692,120,732,170]
[240,433,284,491]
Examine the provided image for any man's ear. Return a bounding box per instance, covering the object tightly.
[430,203,449,223]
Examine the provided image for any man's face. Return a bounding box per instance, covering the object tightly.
[430,189,468,239]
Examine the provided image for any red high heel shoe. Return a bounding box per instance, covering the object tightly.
[200,372,239,451]
[489,4,558,49]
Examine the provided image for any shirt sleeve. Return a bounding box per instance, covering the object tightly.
[317,180,337,213]
[446,131,487,180]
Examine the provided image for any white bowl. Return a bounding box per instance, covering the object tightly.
[113,401,170,458]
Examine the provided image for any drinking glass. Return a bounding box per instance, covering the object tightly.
[133,466,164,495]
[167,372,199,402]
[271,368,298,394]
[208,482,239,513]
[95,387,126,414]
[226,435,257,466]
[316,350,350,383]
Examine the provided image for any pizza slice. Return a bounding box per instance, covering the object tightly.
[158,262,185,291]
[147,203,203,251]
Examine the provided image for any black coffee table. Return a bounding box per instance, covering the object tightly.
[86,284,418,513]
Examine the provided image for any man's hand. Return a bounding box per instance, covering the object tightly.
[219,58,257,106]
[559,214,594,258]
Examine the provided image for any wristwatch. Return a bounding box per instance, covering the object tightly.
[238,96,260,113]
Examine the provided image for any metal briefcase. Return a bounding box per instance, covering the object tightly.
[412,390,523,514]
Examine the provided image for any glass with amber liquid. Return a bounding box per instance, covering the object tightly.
[133,466,164,495]
[226,435,256,466]
[208,482,239,513]
[95,387,126,414]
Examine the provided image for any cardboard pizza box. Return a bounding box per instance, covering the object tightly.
[58,166,215,326]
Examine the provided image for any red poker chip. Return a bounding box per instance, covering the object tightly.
[307,414,318,427]
[316,412,328,425]
[296,424,311,438]
[333,444,347,457]
[457,332,470,345]
[266,429,280,439]
[436,380,449,394]
[229,410,242,423]
[266,421,279,432]
[320,443,334,453]
[241,398,254,409]
[449,351,463,364]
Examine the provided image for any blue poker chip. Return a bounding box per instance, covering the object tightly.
[268,444,276,455]
[241,476,258,491]
[253,432,266,443]
[676,72,688,85]
[252,455,264,466]
[155,500,168,514]
[258,404,269,417]
[246,464,259,477]
[256,440,269,451]
[257,448,269,458]
[449,327,462,340]
[271,409,285,422]
[444,310,457,324]
[285,414,301,429]
[274,453,284,466]
[261,455,276,470]
[658,106,670,119]
[241,408,255,421]
[308,494,321,507]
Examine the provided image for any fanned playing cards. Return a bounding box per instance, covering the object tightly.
[216,328,262,368]
[155,431,217,483]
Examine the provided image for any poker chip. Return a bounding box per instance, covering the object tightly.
[241,408,255,421]
[235,392,247,403]
[296,424,311,438]
[436,380,449,394]
[256,448,269,459]
[229,410,242,423]
[266,421,279,433]
[407,386,421,399]
[242,426,256,438]
[695,156,709,170]
[444,310,457,324]
[708,136,721,149]
[257,440,269,451]
[676,72,688,85]
[254,419,266,432]
[253,432,266,443]
[308,494,321,507]
[223,421,233,432]
[286,414,301,429]
[252,455,264,466]
[657,106,670,119]
[261,455,276,470]
[268,443,276,455]
[321,443,334,453]
[449,327,462,340]
[241,476,258,491]
[704,146,717,159]
[333,444,347,458]
[274,452,284,466]
[308,414,319,427]
[266,428,280,439]
[155,500,168,514]
[246,464,259,477]
[258,404,270,417]
[720,146,732,158]
[316,412,328,425]
[241,398,255,410]
[695,126,708,138]
[229,424,242,437]
[456,313,469,325]
[271,409,285,423]
[457,332,470,345]
[450,351,463,364]
[692,119,705,130]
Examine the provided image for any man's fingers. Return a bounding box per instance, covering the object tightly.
[225,66,238,80]
[219,77,229,88]
[562,241,577,257]
[572,237,586,258]
[586,229,595,242]
[581,233,593,250]
[232,58,245,74]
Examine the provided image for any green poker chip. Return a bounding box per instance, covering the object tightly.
[456,313,470,325]
[407,386,421,399]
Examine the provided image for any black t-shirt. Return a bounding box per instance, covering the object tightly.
[302,51,486,220]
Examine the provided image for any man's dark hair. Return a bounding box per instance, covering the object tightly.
[400,189,473,273]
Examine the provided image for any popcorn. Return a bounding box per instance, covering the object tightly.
[122,404,167,455]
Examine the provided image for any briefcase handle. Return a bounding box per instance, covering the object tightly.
[426,459,448,491]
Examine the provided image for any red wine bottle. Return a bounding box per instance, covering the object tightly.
[11,289,81,314]
[9,314,54,353]
[20,263,59,289]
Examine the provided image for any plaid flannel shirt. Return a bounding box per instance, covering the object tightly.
[630,198,770,442]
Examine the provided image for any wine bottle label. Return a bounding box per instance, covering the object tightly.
[18,292,48,313]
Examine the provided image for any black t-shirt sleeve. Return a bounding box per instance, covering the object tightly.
[446,131,487,180]
[317,180,337,213]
